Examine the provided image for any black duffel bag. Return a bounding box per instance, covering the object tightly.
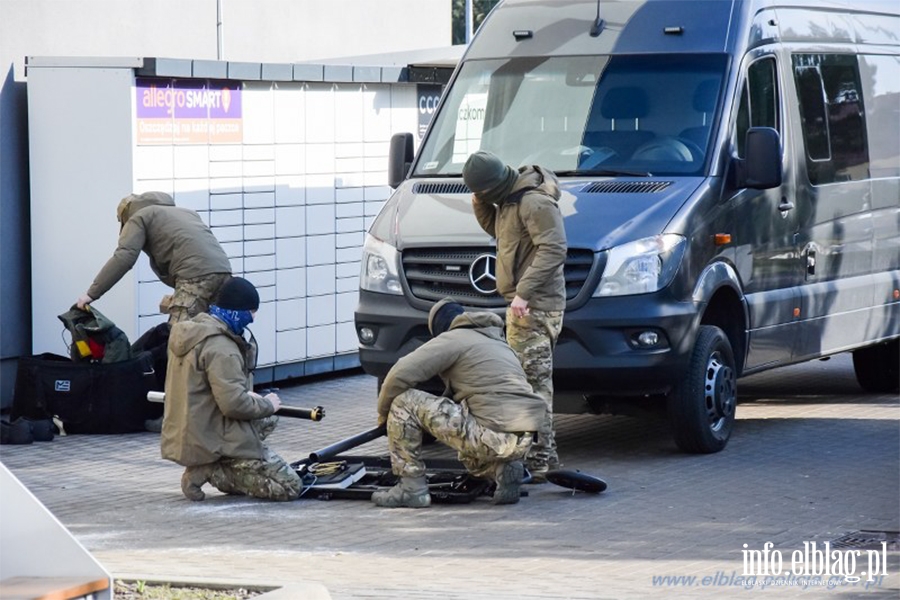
[11,351,162,434]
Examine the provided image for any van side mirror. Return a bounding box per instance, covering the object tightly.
[736,127,782,189]
[388,133,415,189]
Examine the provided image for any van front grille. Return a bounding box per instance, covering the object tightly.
[583,180,673,194]
[402,247,595,308]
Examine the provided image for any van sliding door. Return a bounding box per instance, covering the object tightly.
[791,53,877,359]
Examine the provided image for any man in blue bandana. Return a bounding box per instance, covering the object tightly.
[160,276,301,501]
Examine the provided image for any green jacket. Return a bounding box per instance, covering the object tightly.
[161,313,271,466]
[377,311,546,433]
[472,165,567,311]
[87,192,231,301]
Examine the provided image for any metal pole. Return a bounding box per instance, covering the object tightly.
[216,0,224,60]
[465,0,474,43]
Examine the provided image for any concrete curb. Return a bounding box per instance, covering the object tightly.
[115,576,332,600]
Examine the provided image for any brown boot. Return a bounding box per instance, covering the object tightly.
[181,465,214,501]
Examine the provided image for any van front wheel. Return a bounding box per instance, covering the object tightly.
[667,325,737,454]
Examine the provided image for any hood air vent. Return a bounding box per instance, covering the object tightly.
[583,181,673,194]
[413,182,471,195]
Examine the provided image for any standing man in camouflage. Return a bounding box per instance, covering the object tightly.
[76,191,232,324]
[373,298,546,508]
[463,151,567,482]
[161,276,302,502]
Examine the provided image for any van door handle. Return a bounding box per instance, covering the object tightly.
[778,197,794,211]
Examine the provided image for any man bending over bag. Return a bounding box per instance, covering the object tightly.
[373,298,546,508]
[161,276,301,502]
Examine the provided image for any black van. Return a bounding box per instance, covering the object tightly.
[355,0,900,453]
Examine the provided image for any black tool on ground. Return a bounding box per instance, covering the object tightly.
[146,391,325,421]
[291,425,608,503]
[544,469,608,494]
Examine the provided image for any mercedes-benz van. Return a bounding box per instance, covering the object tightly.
[355,0,900,453]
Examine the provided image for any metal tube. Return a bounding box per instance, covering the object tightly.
[308,425,387,463]
[146,392,324,420]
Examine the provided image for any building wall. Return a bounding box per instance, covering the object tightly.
[0,0,451,408]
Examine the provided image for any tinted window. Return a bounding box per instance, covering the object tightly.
[859,55,900,178]
[793,54,870,185]
[735,57,780,158]
[794,66,830,161]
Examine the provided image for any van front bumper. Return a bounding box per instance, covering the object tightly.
[355,290,700,396]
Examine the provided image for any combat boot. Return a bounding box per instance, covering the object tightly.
[492,460,524,505]
[181,464,215,501]
[371,476,431,508]
[526,456,559,484]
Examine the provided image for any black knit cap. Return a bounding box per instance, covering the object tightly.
[428,297,465,337]
[462,151,518,204]
[215,277,260,311]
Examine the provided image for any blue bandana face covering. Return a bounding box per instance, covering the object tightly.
[209,305,254,336]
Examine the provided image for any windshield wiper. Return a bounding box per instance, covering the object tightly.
[555,168,653,177]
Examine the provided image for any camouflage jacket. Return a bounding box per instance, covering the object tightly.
[87,192,231,301]
[472,165,567,311]
[377,311,546,433]
[161,313,270,466]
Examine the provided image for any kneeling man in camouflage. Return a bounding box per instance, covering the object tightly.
[161,276,301,502]
[373,298,546,508]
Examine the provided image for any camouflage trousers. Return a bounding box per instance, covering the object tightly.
[204,415,301,501]
[386,389,533,479]
[161,272,231,324]
[505,307,564,471]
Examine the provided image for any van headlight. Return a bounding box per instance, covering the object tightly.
[360,233,403,295]
[593,234,686,297]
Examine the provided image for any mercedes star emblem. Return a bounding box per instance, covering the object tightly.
[469,253,498,295]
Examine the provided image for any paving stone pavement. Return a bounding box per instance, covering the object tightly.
[1,353,898,599]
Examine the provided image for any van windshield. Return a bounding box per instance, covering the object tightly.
[413,54,728,177]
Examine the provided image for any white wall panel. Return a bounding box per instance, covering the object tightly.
[307,264,336,296]
[273,83,305,144]
[306,205,336,236]
[336,321,358,353]
[275,206,305,238]
[275,176,306,206]
[276,237,306,269]
[277,328,307,362]
[275,145,304,176]
[305,84,335,143]
[277,298,306,331]
[306,234,336,266]
[307,324,336,357]
[276,267,306,300]
[334,84,363,143]
[173,179,209,212]
[307,295,336,327]
[173,146,210,179]
[134,145,174,180]
[242,83,274,145]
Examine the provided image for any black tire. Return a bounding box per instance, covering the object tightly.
[667,325,737,454]
[852,339,899,393]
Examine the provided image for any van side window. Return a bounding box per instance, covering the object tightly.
[859,55,900,179]
[792,54,870,185]
[735,57,779,158]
